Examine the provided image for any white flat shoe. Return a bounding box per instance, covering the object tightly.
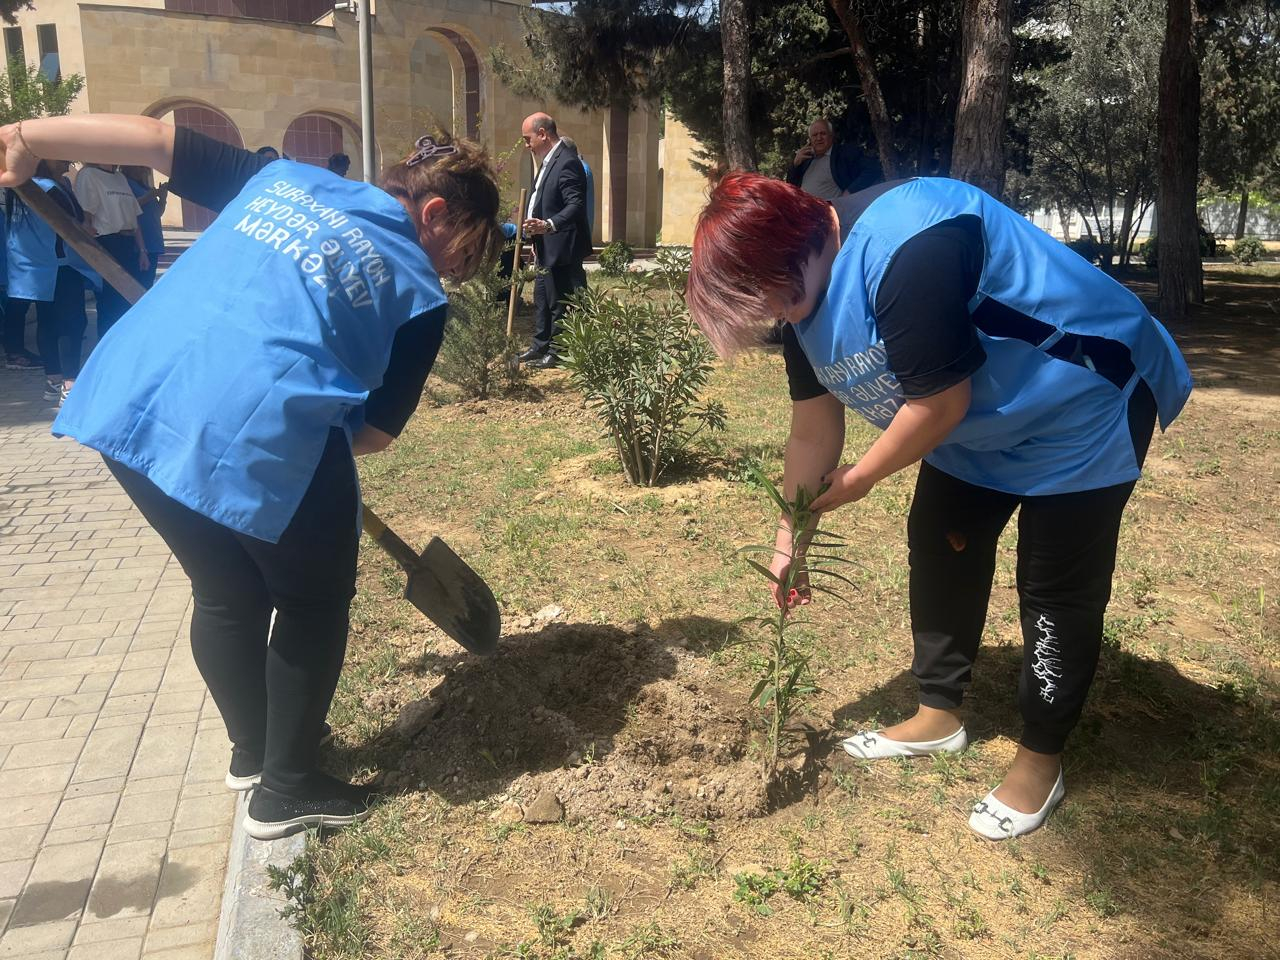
[968,770,1065,840]
[841,725,968,760]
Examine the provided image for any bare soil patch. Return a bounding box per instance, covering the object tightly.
[297,269,1280,960]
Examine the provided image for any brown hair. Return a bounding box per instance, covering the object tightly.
[378,131,502,282]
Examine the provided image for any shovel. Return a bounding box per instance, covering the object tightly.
[361,509,499,655]
[17,180,501,655]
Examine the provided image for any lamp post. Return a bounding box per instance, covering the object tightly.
[336,0,376,183]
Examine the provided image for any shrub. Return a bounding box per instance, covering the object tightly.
[1232,235,1266,266]
[651,245,692,292]
[432,258,529,400]
[597,239,635,277]
[1065,236,1113,266]
[1200,225,1218,258]
[1140,228,1221,270]
[1140,237,1158,269]
[556,278,725,485]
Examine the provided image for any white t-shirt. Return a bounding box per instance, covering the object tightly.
[73,166,143,236]
[799,153,843,201]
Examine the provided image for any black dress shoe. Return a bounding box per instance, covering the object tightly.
[517,347,545,363]
[529,353,561,369]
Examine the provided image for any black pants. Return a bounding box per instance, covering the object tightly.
[23,269,89,380]
[95,232,141,338]
[2,294,27,357]
[907,383,1156,754]
[531,260,587,356]
[105,428,360,794]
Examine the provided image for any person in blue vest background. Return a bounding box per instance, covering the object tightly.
[559,136,595,238]
[0,114,502,840]
[5,159,98,405]
[687,173,1192,841]
[121,164,168,289]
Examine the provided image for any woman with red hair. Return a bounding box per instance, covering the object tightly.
[687,174,1192,839]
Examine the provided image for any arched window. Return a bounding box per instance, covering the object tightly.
[419,28,481,142]
[283,114,345,168]
[172,105,242,230]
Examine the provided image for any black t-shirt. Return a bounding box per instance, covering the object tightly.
[783,211,988,403]
[166,127,444,437]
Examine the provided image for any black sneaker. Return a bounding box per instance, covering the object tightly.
[224,722,334,792]
[244,773,377,840]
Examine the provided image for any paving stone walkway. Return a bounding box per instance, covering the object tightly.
[0,364,233,960]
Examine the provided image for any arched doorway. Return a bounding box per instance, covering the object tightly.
[169,104,243,230]
[283,114,345,168]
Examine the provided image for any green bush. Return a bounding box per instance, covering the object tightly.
[557,278,725,485]
[651,245,692,292]
[1231,235,1266,266]
[597,239,635,277]
[1065,236,1113,266]
[1200,226,1219,258]
[432,259,529,400]
[1140,228,1220,270]
[1140,237,1158,269]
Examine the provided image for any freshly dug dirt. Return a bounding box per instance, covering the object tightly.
[378,622,771,821]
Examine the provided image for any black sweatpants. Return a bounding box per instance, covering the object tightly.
[907,383,1157,754]
[531,260,587,356]
[105,428,359,795]
[27,268,89,380]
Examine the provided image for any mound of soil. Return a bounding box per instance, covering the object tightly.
[378,622,770,821]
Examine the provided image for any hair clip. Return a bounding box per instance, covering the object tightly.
[406,135,459,167]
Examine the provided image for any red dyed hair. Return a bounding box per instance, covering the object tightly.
[686,172,834,356]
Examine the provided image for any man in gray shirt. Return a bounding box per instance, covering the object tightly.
[786,118,878,200]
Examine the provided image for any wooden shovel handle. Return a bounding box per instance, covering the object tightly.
[361,506,422,573]
[505,187,528,338]
[15,180,148,306]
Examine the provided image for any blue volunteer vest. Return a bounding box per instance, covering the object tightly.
[796,178,1192,496]
[6,178,101,300]
[54,161,448,542]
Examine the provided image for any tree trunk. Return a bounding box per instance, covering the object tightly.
[719,0,757,172]
[1117,191,1137,267]
[1157,0,1204,322]
[1235,186,1249,239]
[1058,203,1072,242]
[950,0,1012,198]
[828,0,897,178]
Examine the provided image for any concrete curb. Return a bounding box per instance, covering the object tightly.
[214,792,306,960]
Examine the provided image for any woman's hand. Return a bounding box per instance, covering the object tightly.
[809,463,874,513]
[138,250,150,273]
[769,549,811,611]
[0,123,40,187]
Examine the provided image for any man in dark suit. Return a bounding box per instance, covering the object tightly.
[519,112,590,368]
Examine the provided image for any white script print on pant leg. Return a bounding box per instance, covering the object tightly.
[1031,614,1063,705]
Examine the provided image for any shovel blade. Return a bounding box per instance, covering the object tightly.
[403,537,500,655]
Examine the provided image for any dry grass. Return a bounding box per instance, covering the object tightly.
[279,271,1280,960]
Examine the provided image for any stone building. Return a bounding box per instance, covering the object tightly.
[3,0,680,243]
